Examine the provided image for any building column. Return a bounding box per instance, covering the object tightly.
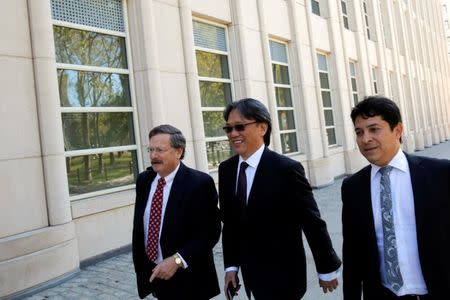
[27,0,71,225]
[304,0,330,159]
[404,6,426,150]
[128,0,166,167]
[431,0,449,141]
[255,0,283,153]
[230,0,253,98]
[178,0,209,172]
[287,0,317,160]
[415,1,433,147]
[424,2,442,144]
[327,0,358,155]
[390,0,417,151]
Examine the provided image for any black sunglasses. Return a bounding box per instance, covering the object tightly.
[222,121,258,133]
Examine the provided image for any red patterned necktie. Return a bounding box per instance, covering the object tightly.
[146,177,166,262]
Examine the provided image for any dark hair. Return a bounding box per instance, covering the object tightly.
[351,96,402,130]
[223,98,272,146]
[148,124,186,159]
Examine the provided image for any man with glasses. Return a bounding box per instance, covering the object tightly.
[132,124,221,299]
[219,98,341,299]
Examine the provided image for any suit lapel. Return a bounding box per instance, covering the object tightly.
[361,166,379,257]
[247,148,269,208]
[225,156,239,201]
[159,163,187,255]
[141,169,157,217]
[406,154,428,257]
[407,154,427,226]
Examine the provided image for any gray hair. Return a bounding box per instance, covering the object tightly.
[148,124,186,159]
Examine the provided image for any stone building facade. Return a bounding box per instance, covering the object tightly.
[1,0,449,297]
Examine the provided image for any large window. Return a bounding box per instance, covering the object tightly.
[349,61,359,106]
[317,53,337,146]
[269,40,299,154]
[311,0,321,16]
[193,20,234,169]
[341,0,349,29]
[51,0,138,197]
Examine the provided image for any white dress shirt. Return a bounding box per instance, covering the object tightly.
[370,149,427,296]
[143,163,187,267]
[226,145,339,281]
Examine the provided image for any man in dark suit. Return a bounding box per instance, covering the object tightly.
[219,98,341,300]
[132,124,221,300]
[342,96,450,300]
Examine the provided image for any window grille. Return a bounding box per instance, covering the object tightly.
[193,21,227,52]
[51,0,124,32]
[270,41,288,64]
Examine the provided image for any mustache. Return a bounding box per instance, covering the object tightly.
[151,160,163,165]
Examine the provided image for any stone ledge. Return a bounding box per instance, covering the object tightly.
[0,222,75,262]
[0,238,79,297]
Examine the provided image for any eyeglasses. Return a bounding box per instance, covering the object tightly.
[146,147,170,154]
[222,121,258,133]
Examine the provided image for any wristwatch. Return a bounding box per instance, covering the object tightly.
[173,253,183,267]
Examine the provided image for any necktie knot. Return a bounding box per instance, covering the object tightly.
[157,177,166,187]
[240,161,249,172]
[379,165,393,177]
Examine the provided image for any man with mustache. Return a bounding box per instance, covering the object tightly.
[342,96,450,299]
[219,98,341,299]
[132,124,221,299]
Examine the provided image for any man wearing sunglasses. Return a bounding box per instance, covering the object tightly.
[219,98,341,299]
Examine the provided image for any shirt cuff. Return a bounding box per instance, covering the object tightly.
[225,266,239,273]
[317,268,340,281]
[176,252,188,269]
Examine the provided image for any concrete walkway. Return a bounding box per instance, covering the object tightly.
[23,141,450,300]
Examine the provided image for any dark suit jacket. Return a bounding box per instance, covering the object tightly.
[342,153,450,300]
[132,162,221,299]
[219,147,341,299]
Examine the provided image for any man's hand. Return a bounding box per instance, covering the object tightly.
[149,257,180,282]
[224,271,240,300]
[319,278,338,293]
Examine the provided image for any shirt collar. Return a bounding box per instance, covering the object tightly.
[238,144,265,169]
[155,163,180,185]
[370,148,408,181]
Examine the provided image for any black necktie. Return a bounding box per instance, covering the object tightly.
[236,162,249,213]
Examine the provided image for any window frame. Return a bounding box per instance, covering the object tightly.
[311,0,321,16]
[341,0,349,29]
[349,61,359,106]
[317,52,337,147]
[52,1,142,200]
[363,0,371,40]
[269,39,300,155]
[372,66,378,94]
[193,18,234,170]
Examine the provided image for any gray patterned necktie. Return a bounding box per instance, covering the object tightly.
[380,166,404,292]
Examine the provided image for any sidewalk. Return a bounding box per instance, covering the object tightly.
[24,141,450,300]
